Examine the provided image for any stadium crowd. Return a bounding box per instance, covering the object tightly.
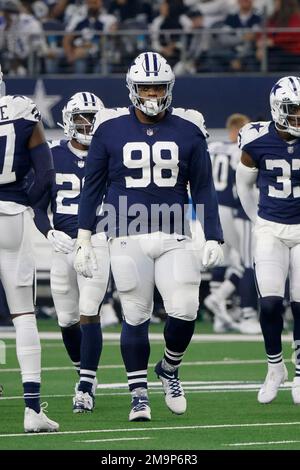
[0,0,300,75]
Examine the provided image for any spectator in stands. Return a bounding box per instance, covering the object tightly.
[173,9,208,74]
[63,0,117,73]
[150,0,190,67]
[107,0,153,72]
[0,0,46,75]
[205,0,261,72]
[32,1,65,73]
[256,0,300,72]
[183,0,237,27]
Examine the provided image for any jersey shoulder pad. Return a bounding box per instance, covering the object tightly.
[47,139,62,149]
[208,140,228,153]
[239,121,271,149]
[172,108,209,138]
[8,95,41,123]
[92,107,130,134]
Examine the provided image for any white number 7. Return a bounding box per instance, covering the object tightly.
[0,123,16,184]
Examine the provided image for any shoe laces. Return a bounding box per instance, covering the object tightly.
[40,402,49,413]
[166,377,184,398]
[131,396,149,412]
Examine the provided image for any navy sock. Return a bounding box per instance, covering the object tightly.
[23,382,40,413]
[61,323,82,375]
[291,302,300,377]
[121,320,150,392]
[240,268,258,311]
[163,316,195,369]
[228,272,241,291]
[78,322,102,394]
[259,296,284,356]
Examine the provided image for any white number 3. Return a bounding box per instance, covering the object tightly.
[266,159,300,198]
[123,141,179,188]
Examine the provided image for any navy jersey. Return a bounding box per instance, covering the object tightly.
[239,121,300,224]
[78,106,223,241]
[0,95,41,206]
[49,140,87,238]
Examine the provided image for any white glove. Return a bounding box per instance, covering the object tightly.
[202,240,224,268]
[73,229,98,278]
[47,230,75,254]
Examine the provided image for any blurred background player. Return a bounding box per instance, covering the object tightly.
[34,92,114,413]
[74,52,223,422]
[236,75,300,404]
[206,113,260,334]
[0,65,58,432]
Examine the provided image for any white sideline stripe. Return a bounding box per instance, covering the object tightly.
[0,358,287,373]
[78,437,152,444]
[2,332,293,342]
[1,421,300,438]
[225,440,300,447]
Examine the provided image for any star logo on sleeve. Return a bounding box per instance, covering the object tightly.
[250,123,264,132]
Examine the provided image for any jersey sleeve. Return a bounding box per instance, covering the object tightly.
[238,121,270,165]
[189,135,223,242]
[11,96,41,123]
[78,128,109,231]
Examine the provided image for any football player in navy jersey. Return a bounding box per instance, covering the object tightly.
[236,75,300,404]
[0,66,58,432]
[206,114,260,334]
[74,52,223,421]
[34,92,111,413]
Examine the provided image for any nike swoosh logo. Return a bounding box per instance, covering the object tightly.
[177,238,185,242]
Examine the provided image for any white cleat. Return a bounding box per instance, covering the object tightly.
[73,378,97,413]
[204,294,240,331]
[292,377,300,404]
[129,396,151,422]
[155,361,186,414]
[24,403,59,433]
[258,362,288,404]
[237,316,261,335]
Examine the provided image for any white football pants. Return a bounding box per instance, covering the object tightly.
[253,216,300,301]
[50,233,110,327]
[0,211,35,314]
[109,232,202,326]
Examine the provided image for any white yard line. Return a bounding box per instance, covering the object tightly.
[224,440,300,447]
[1,358,289,373]
[78,437,152,444]
[1,421,300,438]
[0,332,291,342]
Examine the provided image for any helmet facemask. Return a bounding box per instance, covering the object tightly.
[65,111,96,146]
[273,101,300,137]
[127,79,174,116]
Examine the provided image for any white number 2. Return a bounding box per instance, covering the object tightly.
[56,174,81,214]
[123,141,179,188]
[0,123,16,184]
[266,159,300,198]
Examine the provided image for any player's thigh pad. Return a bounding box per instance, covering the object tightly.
[0,211,34,314]
[109,237,154,325]
[289,244,300,302]
[253,229,289,298]
[155,244,201,321]
[50,251,79,327]
[78,237,110,316]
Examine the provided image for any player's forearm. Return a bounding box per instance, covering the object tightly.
[78,161,107,231]
[28,143,55,206]
[191,182,223,242]
[32,191,52,237]
[236,162,259,223]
